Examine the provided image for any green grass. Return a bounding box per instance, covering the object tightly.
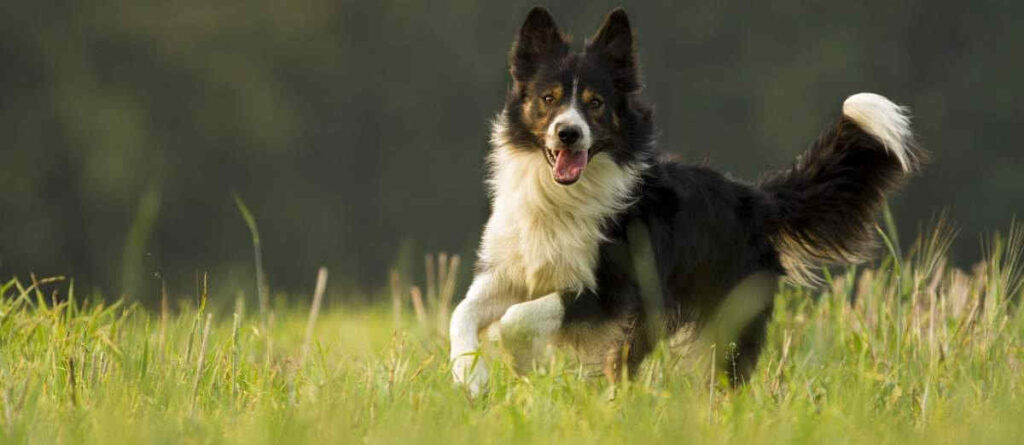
[1,221,1023,444]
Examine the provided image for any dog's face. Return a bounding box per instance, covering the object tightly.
[499,7,653,185]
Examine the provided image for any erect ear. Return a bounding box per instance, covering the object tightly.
[588,8,638,92]
[510,7,569,82]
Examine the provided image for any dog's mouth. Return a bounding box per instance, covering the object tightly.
[545,148,589,185]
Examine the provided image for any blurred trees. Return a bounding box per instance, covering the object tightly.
[1,0,1021,303]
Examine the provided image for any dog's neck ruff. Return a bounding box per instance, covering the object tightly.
[479,114,643,298]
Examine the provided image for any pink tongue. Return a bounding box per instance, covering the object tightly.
[553,149,588,184]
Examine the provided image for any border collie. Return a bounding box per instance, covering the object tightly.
[450,7,922,395]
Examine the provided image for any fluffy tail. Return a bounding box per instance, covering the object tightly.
[760,93,924,283]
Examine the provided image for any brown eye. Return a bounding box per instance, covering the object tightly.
[542,94,556,104]
[589,98,603,109]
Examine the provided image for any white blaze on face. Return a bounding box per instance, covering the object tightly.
[544,79,592,152]
[542,79,595,185]
[545,106,592,150]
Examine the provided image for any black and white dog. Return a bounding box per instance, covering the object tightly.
[450,7,922,395]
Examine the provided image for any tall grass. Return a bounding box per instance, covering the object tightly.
[0,222,1022,444]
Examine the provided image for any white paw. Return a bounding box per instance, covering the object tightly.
[451,353,489,396]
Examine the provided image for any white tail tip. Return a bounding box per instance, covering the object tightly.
[842,92,915,171]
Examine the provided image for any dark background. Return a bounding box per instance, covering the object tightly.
[2,1,1021,303]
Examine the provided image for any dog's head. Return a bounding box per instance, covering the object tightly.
[497,7,654,186]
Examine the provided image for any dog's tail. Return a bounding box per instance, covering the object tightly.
[760,93,924,284]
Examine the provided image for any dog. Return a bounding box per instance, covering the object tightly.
[449,7,922,395]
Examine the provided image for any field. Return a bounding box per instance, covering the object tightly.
[1,220,1023,444]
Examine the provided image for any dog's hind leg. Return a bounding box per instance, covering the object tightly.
[700,271,778,386]
[724,304,773,386]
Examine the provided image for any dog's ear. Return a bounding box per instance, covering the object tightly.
[588,8,638,92]
[510,7,569,82]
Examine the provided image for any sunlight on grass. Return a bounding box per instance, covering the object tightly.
[1,221,1022,444]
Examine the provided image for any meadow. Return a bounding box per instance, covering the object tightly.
[1,218,1022,444]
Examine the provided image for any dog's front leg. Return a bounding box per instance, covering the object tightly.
[499,292,565,373]
[449,273,513,396]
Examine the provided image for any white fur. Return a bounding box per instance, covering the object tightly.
[499,293,565,371]
[544,78,593,151]
[500,293,565,339]
[483,115,641,296]
[545,105,593,151]
[448,113,644,395]
[842,93,915,171]
[449,272,510,395]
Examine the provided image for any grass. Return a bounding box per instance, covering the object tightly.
[1,221,1023,444]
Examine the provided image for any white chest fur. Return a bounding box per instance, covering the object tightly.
[478,144,640,299]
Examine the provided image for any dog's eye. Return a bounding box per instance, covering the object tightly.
[589,98,603,109]
[542,94,556,104]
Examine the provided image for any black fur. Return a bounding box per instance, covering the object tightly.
[760,117,921,279]
[510,7,570,82]
[497,7,922,384]
[561,163,784,384]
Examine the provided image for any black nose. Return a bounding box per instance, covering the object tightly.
[557,126,581,145]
